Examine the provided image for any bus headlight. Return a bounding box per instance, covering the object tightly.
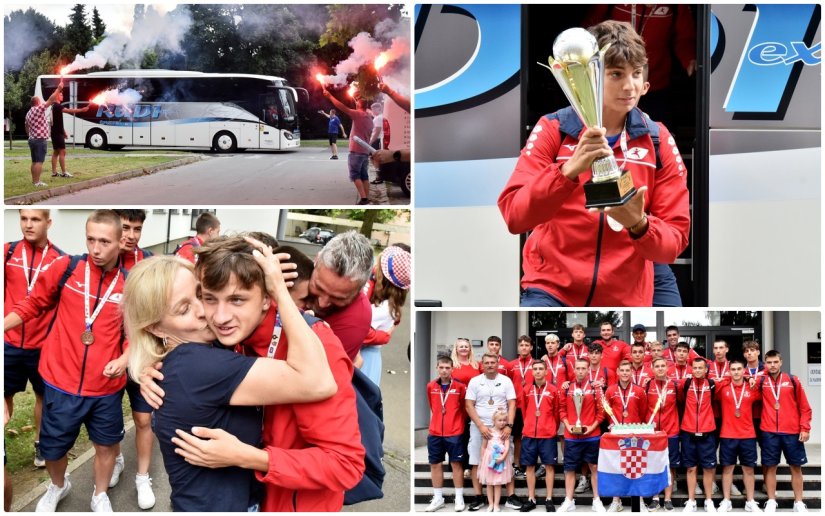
[284,132,293,140]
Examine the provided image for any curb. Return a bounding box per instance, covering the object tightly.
[12,420,136,512]
[4,156,204,205]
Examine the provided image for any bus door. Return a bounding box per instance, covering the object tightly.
[131,103,152,147]
[259,94,280,149]
[275,88,300,147]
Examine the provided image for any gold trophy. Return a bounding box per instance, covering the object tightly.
[570,388,584,434]
[541,28,636,208]
[601,396,620,427]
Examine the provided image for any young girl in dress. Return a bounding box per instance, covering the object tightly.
[478,409,514,511]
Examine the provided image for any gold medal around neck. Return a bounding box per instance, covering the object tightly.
[80,330,95,346]
[488,399,494,405]
[775,402,780,410]
[535,410,541,417]
[735,410,741,418]
[622,411,629,418]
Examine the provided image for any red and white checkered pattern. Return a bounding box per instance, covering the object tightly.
[25,104,51,139]
[380,245,411,290]
[619,448,648,480]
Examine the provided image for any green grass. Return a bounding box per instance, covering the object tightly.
[299,139,333,148]
[4,156,186,198]
[2,141,189,157]
[5,386,133,492]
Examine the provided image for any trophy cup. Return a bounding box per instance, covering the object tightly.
[541,28,636,209]
[571,388,584,434]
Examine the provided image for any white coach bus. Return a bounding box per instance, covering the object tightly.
[35,70,302,152]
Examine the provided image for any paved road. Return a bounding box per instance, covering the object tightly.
[44,147,409,205]
[20,301,411,512]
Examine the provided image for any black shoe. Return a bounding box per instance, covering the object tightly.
[370,178,384,184]
[330,155,339,160]
[467,496,486,512]
[357,198,370,205]
[505,495,524,510]
[545,499,556,512]
[520,499,537,512]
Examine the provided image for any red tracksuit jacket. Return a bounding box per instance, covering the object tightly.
[542,354,569,388]
[12,255,126,396]
[678,378,716,434]
[4,240,65,350]
[245,305,365,512]
[175,236,203,264]
[498,107,690,306]
[119,247,152,272]
[427,378,467,437]
[521,382,560,439]
[559,380,605,439]
[758,372,812,435]
[645,378,680,437]
[719,381,761,439]
[604,382,647,424]
[592,338,631,371]
[630,363,654,386]
[509,357,536,412]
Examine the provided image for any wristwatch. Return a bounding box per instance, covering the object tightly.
[393,150,401,162]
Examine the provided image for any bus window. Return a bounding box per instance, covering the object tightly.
[278,89,295,121]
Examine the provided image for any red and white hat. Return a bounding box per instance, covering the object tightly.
[380,246,411,290]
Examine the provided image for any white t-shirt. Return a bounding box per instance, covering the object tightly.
[466,373,516,426]
[371,114,384,145]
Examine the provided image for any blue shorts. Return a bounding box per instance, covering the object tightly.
[521,437,558,467]
[719,437,758,467]
[652,263,682,307]
[348,152,370,182]
[563,438,599,471]
[4,342,45,396]
[520,288,568,307]
[28,138,48,163]
[680,432,717,469]
[40,385,125,460]
[760,432,808,466]
[668,435,682,467]
[428,435,465,464]
[125,375,152,413]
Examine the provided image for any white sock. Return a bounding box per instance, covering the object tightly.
[433,488,443,500]
[136,472,149,480]
[455,488,464,499]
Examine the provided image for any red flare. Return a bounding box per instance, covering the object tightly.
[347,83,358,98]
[315,73,325,85]
[374,52,389,71]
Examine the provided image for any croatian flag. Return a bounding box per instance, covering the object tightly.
[597,432,670,496]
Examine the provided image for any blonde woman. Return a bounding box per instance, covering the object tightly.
[122,255,336,512]
[451,338,480,386]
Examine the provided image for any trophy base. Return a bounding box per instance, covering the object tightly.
[570,426,584,435]
[583,170,636,209]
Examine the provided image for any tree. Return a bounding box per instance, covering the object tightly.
[4,72,24,148]
[290,209,400,238]
[4,8,61,72]
[6,49,58,139]
[91,7,106,41]
[63,4,93,60]
[319,5,401,47]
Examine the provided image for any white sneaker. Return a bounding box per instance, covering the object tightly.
[136,474,156,509]
[704,499,716,513]
[717,499,732,513]
[109,454,125,487]
[793,501,808,512]
[744,500,762,512]
[730,483,742,496]
[558,498,576,512]
[91,490,113,512]
[694,484,703,496]
[425,497,446,512]
[575,475,590,493]
[455,498,466,512]
[763,499,778,512]
[592,498,607,513]
[683,500,697,512]
[607,499,624,512]
[35,476,72,512]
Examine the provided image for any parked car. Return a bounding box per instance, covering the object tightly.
[299,227,336,245]
[376,160,410,196]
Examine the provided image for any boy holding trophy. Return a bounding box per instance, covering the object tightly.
[498,21,690,307]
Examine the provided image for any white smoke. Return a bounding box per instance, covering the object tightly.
[62,5,192,74]
[93,87,142,106]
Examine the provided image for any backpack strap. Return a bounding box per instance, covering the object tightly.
[678,377,693,421]
[46,255,84,334]
[142,248,154,258]
[5,240,20,264]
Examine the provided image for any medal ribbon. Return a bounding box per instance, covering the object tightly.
[730,382,746,413]
[691,379,707,416]
[21,243,49,294]
[588,367,602,384]
[266,309,283,359]
[713,360,728,379]
[618,383,631,416]
[84,261,121,332]
[532,383,547,415]
[632,366,645,385]
[546,355,562,385]
[439,380,453,413]
[517,358,532,384]
[766,373,783,409]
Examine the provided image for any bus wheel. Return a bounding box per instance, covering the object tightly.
[86,130,108,150]
[212,132,237,153]
[401,170,411,197]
